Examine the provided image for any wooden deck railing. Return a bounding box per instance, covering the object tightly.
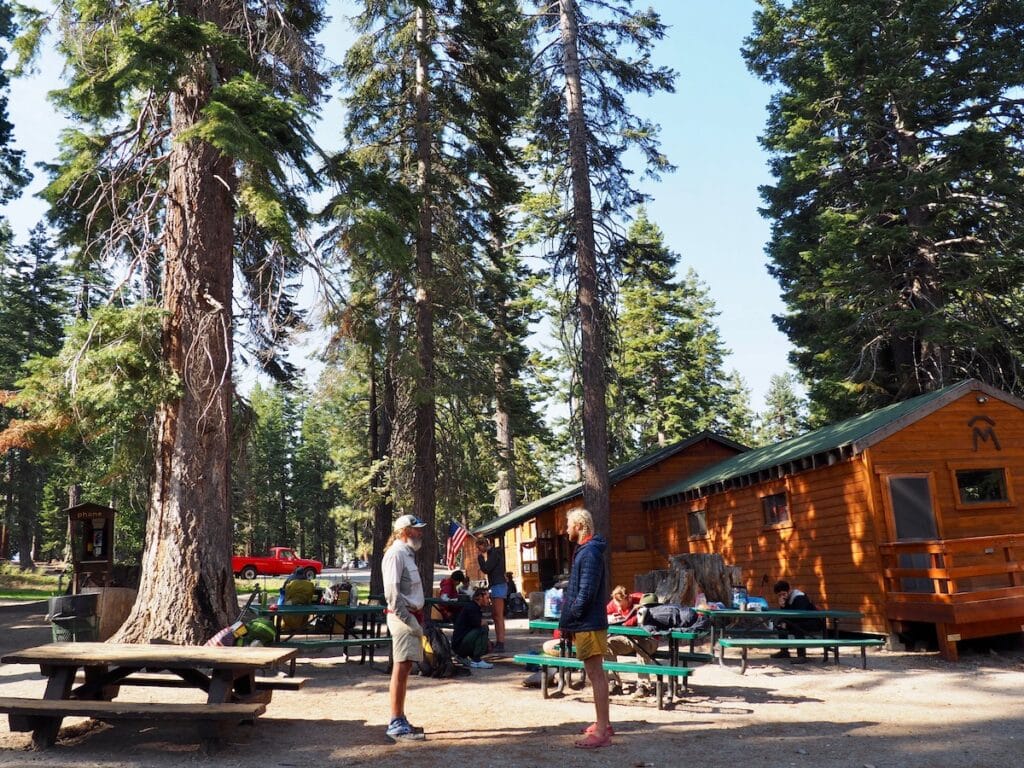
[879,534,1024,600]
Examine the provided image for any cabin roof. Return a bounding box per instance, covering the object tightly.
[646,379,1022,507]
[473,431,748,536]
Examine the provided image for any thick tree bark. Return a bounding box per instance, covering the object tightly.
[114,2,237,643]
[560,0,611,536]
[411,6,437,591]
[368,343,395,599]
[494,359,518,519]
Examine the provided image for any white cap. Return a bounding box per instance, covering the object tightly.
[393,514,427,531]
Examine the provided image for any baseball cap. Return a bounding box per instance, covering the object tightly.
[393,514,427,531]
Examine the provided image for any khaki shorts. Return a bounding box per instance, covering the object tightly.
[387,612,424,663]
[573,629,608,660]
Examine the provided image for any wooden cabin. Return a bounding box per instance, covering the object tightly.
[470,432,747,595]
[645,379,1024,660]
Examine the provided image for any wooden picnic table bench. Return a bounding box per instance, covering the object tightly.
[257,604,389,674]
[716,636,886,674]
[511,654,693,710]
[0,642,296,750]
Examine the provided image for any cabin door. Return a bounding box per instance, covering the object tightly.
[887,475,939,593]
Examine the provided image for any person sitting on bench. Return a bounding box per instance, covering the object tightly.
[772,580,824,664]
[452,588,493,669]
[770,581,823,663]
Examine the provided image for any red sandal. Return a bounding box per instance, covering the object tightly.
[574,731,613,749]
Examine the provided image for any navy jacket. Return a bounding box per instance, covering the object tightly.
[558,535,609,632]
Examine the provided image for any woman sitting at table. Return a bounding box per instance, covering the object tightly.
[772,579,824,664]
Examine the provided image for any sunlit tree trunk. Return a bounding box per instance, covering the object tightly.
[114,1,237,643]
[559,0,610,535]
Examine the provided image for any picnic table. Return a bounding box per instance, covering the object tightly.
[695,607,862,646]
[423,596,470,627]
[522,620,697,709]
[0,642,296,750]
[694,607,872,670]
[257,604,389,673]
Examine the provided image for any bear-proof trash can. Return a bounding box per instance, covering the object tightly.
[47,593,99,642]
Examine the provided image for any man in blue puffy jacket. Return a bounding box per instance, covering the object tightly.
[558,508,612,749]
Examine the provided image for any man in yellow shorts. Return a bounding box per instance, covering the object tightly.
[558,508,612,749]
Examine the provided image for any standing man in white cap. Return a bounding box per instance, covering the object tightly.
[383,514,428,742]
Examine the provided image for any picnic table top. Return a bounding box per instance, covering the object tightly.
[257,603,385,617]
[1,642,296,670]
[695,607,863,620]
[527,618,652,636]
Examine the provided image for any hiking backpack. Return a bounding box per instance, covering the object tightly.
[418,623,457,678]
[639,603,703,632]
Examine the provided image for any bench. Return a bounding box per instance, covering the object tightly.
[512,654,693,710]
[0,696,265,750]
[716,637,886,674]
[73,671,308,692]
[277,636,392,674]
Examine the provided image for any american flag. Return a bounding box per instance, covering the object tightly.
[446,521,470,570]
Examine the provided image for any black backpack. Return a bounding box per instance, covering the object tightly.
[418,624,457,678]
[640,603,701,632]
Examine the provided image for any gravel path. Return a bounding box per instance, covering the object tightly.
[1,607,1023,767]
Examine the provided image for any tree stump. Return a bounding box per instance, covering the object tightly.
[634,553,739,605]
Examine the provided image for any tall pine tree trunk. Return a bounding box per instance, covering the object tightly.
[369,330,396,598]
[494,359,518,518]
[411,6,438,589]
[560,0,610,536]
[114,1,237,643]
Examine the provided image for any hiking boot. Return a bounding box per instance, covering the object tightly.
[469,659,494,669]
[770,649,791,659]
[386,716,425,742]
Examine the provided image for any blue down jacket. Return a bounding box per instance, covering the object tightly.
[558,535,609,633]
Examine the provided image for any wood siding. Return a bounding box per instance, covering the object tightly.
[654,459,889,632]
[504,438,743,594]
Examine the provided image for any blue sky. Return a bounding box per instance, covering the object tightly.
[4,2,793,409]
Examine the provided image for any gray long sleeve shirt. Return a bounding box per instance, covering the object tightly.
[383,538,425,623]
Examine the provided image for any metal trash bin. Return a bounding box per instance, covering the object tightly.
[47,593,99,642]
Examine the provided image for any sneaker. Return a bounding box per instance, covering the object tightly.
[454,655,472,667]
[386,716,425,742]
[770,649,791,659]
[469,659,494,669]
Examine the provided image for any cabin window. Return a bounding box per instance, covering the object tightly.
[687,510,708,539]
[955,468,1008,505]
[761,493,790,526]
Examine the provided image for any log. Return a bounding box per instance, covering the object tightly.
[634,553,738,605]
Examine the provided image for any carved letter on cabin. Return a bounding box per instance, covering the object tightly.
[968,415,1001,452]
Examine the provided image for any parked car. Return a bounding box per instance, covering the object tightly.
[232,547,322,580]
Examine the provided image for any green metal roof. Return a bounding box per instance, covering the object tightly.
[473,431,748,536]
[646,379,1015,506]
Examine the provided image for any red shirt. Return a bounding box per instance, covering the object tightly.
[606,595,639,627]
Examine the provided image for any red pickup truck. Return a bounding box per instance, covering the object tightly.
[232,547,322,580]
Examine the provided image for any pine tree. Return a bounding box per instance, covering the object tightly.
[529,1,675,535]
[756,372,808,445]
[614,211,738,457]
[18,0,328,641]
[744,0,1024,419]
[329,0,538,589]
[0,226,68,567]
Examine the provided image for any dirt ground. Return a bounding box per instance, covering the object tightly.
[2,602,1023,768]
